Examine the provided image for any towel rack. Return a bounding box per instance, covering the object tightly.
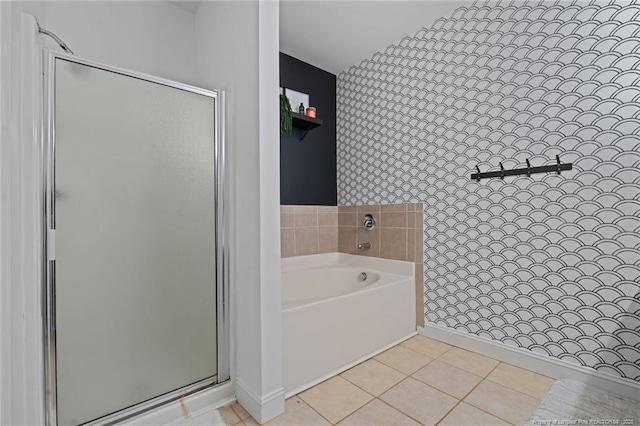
[471,155,572,182]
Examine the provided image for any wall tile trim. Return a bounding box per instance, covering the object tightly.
[280,205,338,257]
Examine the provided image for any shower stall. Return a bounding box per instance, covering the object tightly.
[42,50,229,425]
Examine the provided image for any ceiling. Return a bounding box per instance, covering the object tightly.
[167,1,470,75]
[280,1,470,75]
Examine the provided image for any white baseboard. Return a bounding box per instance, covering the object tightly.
[418,323,640,401]
[285,331,417,398]
[126,381,235,425]
[235,377,285,424]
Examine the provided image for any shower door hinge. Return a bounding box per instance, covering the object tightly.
[47,229,56,261]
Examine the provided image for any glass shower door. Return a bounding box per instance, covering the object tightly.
[46,55,225,425]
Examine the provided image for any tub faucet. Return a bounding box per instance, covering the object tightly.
[357,242,371,250]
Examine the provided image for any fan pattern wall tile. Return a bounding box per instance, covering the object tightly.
[337,1,640,382]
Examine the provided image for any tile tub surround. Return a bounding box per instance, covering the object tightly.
[338,203,424,326]
[280,205,338,257]
[337,203,422,262]
[280,203,424,326]
[337,1,640,383]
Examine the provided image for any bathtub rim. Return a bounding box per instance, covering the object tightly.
[281,253,415,312]
[281,252,415,277]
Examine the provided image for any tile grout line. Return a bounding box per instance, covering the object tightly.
[416,379,463,426]
[392,338,526,422]
[379,375,462,426]
[316,207,320,254]
[295,394,335,425]
[332,395,373,424]
[434,360,505,426]
[447,349,550,401]
[409,365,483,401]
[229,404,243,421]
[400,338,454,359]
[338,361,399,399]
[292,209,297,256]
[302,360,403,425]
[321,370,379,424]
[372,350,431,376]
[483,377,547,402]
[404,338,550,400]
[405,227,408,261]
[461,362,527,426]
[299,383,372,426]
[376,396,429,426]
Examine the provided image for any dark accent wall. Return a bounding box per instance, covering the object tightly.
[280,53,336,205]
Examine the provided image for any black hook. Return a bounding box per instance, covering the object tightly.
[470,154,572,182]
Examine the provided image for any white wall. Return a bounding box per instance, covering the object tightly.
[1,8,45,425]
[4,1,196,83]
[194,1,284,423]
[37,1,197,84]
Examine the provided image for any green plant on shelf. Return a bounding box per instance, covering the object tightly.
[280,94,292,135]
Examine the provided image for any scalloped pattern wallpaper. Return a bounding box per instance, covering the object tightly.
[336,1,640,382]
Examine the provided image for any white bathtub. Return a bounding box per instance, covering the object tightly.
[282,253,415,396]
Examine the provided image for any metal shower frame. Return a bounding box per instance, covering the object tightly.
[41,49,230,426]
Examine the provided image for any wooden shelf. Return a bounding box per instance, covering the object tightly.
[291,112,323,141]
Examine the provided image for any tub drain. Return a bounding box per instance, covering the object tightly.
[359,272,367,281]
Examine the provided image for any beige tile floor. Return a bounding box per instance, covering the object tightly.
[180,335,555,426]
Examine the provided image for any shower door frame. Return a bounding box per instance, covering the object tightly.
[41,50,230,426]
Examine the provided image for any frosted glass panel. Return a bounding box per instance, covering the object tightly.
[54,59,217,426]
